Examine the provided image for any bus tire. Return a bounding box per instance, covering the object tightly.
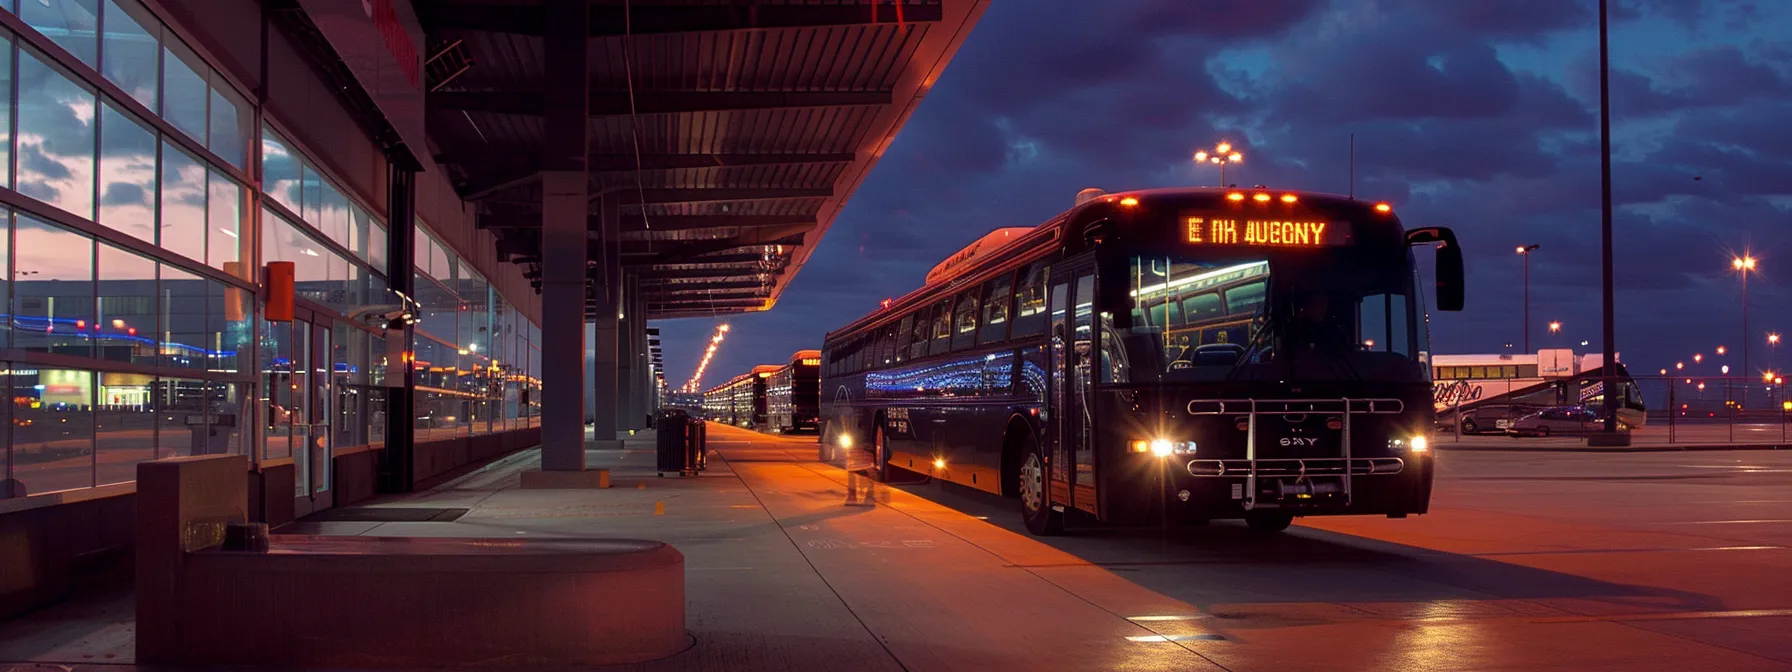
[873,421,894,483]
[1245,511,1293,532]
[1019,433,1063,536]
[1460,418,1478,434]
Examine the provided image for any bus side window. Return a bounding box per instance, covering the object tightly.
[978,272,1013,345]
[1009,262,1049,337]
[909,308,931,360]
[882,324,899,366]
[952,289,980,351]
[930,297,954,356]
[894,315,913,363]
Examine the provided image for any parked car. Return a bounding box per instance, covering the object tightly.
[1508,405,1603,437]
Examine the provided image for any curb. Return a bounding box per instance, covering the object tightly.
[1438,443,1791,453]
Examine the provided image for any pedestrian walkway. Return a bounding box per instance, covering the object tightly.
[0,424,1227,672]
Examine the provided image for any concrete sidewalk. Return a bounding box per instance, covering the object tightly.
[0,425,1226,671]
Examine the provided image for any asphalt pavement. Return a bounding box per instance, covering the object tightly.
[3,426,1790,671]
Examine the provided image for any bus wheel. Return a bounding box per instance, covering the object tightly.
[1245,511,1293,532]
[1460,418,1478,434]
[874,423,894,483]
[1019,435,1063,536]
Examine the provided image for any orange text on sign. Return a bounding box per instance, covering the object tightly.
[1187,218,1329,247]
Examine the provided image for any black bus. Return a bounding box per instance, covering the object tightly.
[704,365,778,429]
[820,186,1464,535]
[768,350,822,433]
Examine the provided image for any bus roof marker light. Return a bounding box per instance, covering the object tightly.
[1374,202,1392,213]
[1280,194,1298,203]
[1226,192,1245,201]
[1251,193,1271,203]
[1119,197,1139,207]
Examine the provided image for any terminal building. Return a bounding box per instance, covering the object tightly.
[0,0,988,620]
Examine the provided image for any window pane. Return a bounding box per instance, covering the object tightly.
[18,50,97,219]
[206,171,244,273]
[97,102,156,243]
[979,274,1012,344]
[155,377,203,458]
[22,0,99,67]
[0,211,8,349]
[161,39,207,142]
[207,83,246,169]
[14,215,94,356]
[0,40,12,188]
[159,141,207,262]
[301,163,323,228]
[13,368,96,495]
[212,284,252,374]
[262,207,331,287]
[261,128,301,212]
[367,220,386,275]
[96,370,154,485]
[96,241,157,365]
[101,0,158,110]
[159,264,207,369]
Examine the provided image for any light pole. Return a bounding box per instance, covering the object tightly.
[1518,244,1539,352]
[1593,0,1624,443]
[1771,332,1781,373]
[1733,255,1756,379]
[1194,142,1243,187]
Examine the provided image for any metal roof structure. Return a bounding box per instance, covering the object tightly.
[416,0,990,320]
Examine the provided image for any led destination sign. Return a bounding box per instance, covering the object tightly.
[1185,216,1351,248]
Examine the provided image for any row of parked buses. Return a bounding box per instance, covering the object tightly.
[1432,349,1647,436]
[817,185,1466,535]
[697,350,821,433]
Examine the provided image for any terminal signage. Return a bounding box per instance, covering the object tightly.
[1185,216,1351,248]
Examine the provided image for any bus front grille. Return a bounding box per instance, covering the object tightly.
[1185,458,1405,478]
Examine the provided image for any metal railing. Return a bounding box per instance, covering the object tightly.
[1436,375,1792,446]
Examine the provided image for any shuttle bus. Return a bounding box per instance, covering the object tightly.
[702,365,779,428]
[767,350,822,433]
[820,186,1464,535]
[1432,350,1646,434]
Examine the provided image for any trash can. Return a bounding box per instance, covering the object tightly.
[687,419,707,472]
[656,409,691,475]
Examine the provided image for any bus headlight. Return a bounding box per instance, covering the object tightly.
[839,434,853,449]
[1132,438,1196,457]
[1409,436,1429,453]
[1388,436,1429,453]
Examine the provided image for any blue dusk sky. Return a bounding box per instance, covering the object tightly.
[655,0,1792,388]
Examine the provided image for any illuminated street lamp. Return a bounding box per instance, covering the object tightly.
[1194,141,1244,186]
[1771,332,1781,373]
[1733,254,1757,378]
[1517,244,1540,351]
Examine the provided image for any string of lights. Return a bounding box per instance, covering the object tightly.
[683,323,730,392]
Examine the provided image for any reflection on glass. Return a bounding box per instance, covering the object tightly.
[98,102,157,244]
[161,39,207,143]
[15,215,95,356]
[207,381,250,456]
[0,209,9,349]
[261,127,301,212]
[0,40,12,189]
[159,141,207,262]
[159,264,207,370]
[96,241,157,365]
[23,0,100,67]
[96,370,155,485]
[13,368,97,496]
[260,319,295,460]
[101,0,159,110]
[369,220,388,276]
[318,181,347,245]
[18,50,98,219]
[207,84,246,169]
[209,282,252,374]
[207,171,244,273]
[155,377,205,459]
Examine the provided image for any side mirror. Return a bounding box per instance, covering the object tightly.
[1096,252,1135,330]
[1407,226,1464,312]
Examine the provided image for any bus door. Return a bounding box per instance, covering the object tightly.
[1047,265,1099,516]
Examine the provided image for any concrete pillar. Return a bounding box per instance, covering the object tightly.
[523,0,607,486]
[590,195,621,444]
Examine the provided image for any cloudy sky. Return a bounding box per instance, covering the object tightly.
[659,0,1792,388]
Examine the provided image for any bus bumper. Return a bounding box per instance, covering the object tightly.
[1152,454,1434,521]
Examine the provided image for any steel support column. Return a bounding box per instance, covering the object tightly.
[379,167,417,492]
[617,273,637,432]
[538,0,590,469]
[591,195,622,442]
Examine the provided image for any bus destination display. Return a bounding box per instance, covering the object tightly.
[1185,216,1350,248]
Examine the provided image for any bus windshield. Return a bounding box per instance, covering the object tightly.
[1115,252,1429,383]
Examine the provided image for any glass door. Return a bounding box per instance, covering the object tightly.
[304,319,334,511]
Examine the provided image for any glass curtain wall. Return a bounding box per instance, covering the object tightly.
[411,226,538,443]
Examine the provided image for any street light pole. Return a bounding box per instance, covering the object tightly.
[1518,244,1539,352]
[1195,142,1244,187]
[1593,0,1624,444]
[1734,254,1756,381]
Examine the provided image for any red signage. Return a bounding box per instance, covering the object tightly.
[368,0,420,88]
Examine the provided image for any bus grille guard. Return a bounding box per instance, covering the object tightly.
[1182,398,1406,511]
